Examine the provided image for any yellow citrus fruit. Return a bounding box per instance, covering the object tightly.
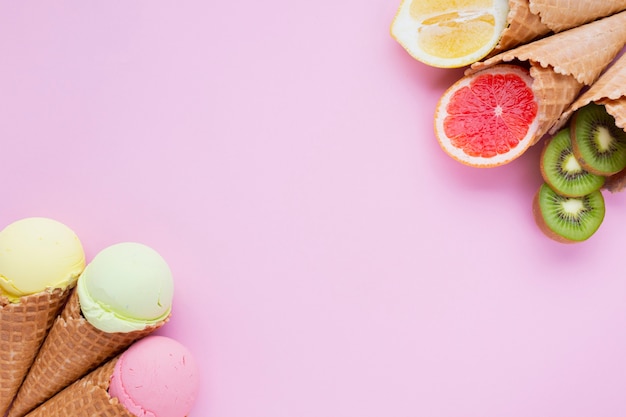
[390,0,510,68]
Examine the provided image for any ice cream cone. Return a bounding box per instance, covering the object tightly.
[494,0,626,53]
[0,288,72,414]
[495,0,550,54]
[473,11,626,84]
[24,336,199,417]
[603,99,626,135]
[528,64,582,144]
[469,11,626,143]
[0,217,85,416]
[554,52,626,132]
[529,0,626,33]
[604,166,626,193]
[7,289,168,417]
[22,356,133,417]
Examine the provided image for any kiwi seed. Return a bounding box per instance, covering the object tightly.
[570,103,626,176]
[540,128,605,197]
[532,183,605,243]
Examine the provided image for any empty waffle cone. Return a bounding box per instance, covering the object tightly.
[528,63,582,143]
[472,11,626,85]
[529,0,626,33]
[604,165,626,193]
[23,356,133,417]
[0,287,72,415]
[7,289,168,417]
[554,52,626,132]
[495,0,550,53]
[494,0,626,53]
[469,11,626,143]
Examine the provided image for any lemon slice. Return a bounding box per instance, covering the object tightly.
[390,0,510,68]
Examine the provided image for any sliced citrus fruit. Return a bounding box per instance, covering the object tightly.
[390,0,510,68]
[434,65,539,168]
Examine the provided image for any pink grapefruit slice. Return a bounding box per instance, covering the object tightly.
[434,65,539,167]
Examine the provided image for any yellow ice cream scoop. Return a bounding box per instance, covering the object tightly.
[0,217,86,302]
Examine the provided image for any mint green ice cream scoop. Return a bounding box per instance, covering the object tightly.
[76,242,173,333]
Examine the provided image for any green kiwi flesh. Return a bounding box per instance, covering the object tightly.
[540,128,605,197]
[571,103,626,175]
[533,183,605,243]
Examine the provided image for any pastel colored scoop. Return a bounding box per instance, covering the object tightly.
[76,242,174,333]
[0,217,85,302]
[108,335,200,417]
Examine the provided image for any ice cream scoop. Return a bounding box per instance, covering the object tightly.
[109,336,200,417]
[0,216,85,415]
[76,242,174,333]
[0,217,86,302]
[8,242,174,417]
[20,336,200,417]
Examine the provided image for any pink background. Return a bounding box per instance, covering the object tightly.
[2,2,626,416]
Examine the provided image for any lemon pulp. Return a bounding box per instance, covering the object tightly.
[391,0,509,68]
[418,12,496,58]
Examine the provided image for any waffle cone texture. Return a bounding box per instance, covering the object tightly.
[8,289,169,417]
[555,53,626,132]
[495,0,626,53]
[23,356,133,417]
[469,11,626,143]
[0,287,72,415]
[495,0,550,53]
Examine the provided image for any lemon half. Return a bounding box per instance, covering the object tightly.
[391,0,510,68]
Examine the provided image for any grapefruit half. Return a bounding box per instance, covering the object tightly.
[434,65,539,168]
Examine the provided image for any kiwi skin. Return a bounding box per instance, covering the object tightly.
[532,187,577,244]
[570,103,626,176]
[532,183,605,244]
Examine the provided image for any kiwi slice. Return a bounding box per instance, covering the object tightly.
[540,128,605,197]
[532,183,605,243]
[570,102,626,175]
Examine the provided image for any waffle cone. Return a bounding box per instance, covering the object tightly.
[468,12,626,142]
[471,10,626,86]
[494,0,626,53]
[553,53,626,132]
[7,289,168,417]
[494,0,550,54]
[23,356,133,417]
[0,287,72,415]
[604,166,626,193]
[529,0,626,33]
[529,63,583,144]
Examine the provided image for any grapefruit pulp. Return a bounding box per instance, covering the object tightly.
[434,65,539,168]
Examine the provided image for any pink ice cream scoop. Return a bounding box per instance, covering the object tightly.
[108,336,200,417]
